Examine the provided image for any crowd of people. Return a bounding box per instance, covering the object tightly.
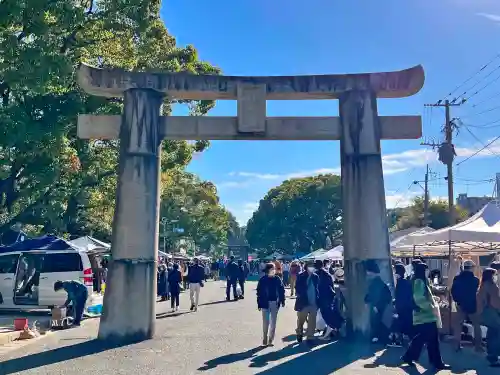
[156,253,500,369]
[256,255,500,370]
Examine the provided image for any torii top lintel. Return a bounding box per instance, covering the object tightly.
[77,64,424,100]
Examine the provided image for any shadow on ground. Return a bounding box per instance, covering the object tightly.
[250,340,378,373]
[155,311,191,319]
[0,339,134,374]
[199,300,232,307]
[198,346,266,370]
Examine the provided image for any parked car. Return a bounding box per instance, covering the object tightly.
[0,236,105,310]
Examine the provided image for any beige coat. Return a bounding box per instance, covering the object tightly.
[476,282,500,314]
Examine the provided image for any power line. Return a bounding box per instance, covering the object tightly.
[463,69,500,103]
[455,117,500,129]
[456,135,500,166]
[462,126,500,158]
[442,53,500,101]
[470,89,500,108]
[460,104,500,119]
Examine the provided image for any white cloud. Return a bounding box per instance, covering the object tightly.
[477,12,500,22]
[219,138,500,193]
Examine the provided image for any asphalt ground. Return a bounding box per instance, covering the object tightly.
[0,281,496,375]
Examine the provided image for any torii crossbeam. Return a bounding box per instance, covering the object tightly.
[76,64,424,342]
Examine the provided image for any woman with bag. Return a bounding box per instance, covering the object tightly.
[477,267,500,367]
[256,263,286,347]
[401,263,450,370]
[168,263,182,312]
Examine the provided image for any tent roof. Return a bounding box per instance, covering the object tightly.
[408,201,500,246]
[390,227,436,249]
[313,246,343,261]
[70,236,110,251]
[0,235,81,253]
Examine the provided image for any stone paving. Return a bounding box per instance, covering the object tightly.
[0,281,496,374]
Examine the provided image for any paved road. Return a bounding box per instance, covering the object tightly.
[0,281,495,374]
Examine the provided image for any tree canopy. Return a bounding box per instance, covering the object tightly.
[0,1,228,246]
[245,174,342,256]
[394,196,469,231]
[160,170,231,254]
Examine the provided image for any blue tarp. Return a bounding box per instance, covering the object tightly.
[0,235,78,253]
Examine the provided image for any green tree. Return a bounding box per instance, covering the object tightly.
[246,174,342,256]
[159,170,231,253]
[395,196,469,230]
[0,1,219,241]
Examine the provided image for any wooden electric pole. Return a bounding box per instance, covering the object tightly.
[424,164,429,226]
[423,100,461,227]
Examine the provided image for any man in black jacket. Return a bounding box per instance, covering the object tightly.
[314,260,339,340]
[364,260,392,344]
[294,262,320,345]
[451,259,481,351]
[237,260,249,299]
[225,256,240,301]
[188,258,205,311]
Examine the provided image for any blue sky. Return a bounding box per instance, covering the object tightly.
[162,0,500,224]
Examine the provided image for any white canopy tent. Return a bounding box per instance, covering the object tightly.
[313,246,343,261]
[70,236,111,253]
[299,248,329,261]
[406,201,500,254]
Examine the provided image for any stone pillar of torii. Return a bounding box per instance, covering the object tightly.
[76,64,424,342]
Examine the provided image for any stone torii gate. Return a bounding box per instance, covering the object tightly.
[77,64,424,342]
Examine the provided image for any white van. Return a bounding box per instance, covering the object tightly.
[0,249,99,310]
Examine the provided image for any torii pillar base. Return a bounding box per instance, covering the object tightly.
[98,89,162,342]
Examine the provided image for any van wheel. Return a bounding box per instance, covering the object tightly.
[62,318,69,329]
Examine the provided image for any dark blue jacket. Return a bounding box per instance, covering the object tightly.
[188,264,205,284]
[225,261,240,280]
[256,275,285,309]
[168,269,182,289]
[451,271,480,314]
[317,268,335,304]
[294,271,320,312]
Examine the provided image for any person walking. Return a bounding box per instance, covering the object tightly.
[211,260,219,281]
[364,260,393,344]
[168,263,182,312]
[54,280,88,326]
[257,263,285,347]
[401,263,449,370]
[295,261,320,346]
[237,259,249,299]
[225,256,240,301]
[289,261,300,297]
[283,261,290,287]
[188,258,205,311]
[477,267,500,367]
[314,260,342,340]
[394,263,414,343]
[157,263,169,301]
[451,259,481,352]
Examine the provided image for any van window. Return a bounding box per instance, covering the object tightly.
[0,254,19,274]
[41,253,83,273]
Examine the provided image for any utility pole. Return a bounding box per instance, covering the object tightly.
[423,99,461,335]
[496,173,500,199]
[423,164,429,226]
[423,100,461,228]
